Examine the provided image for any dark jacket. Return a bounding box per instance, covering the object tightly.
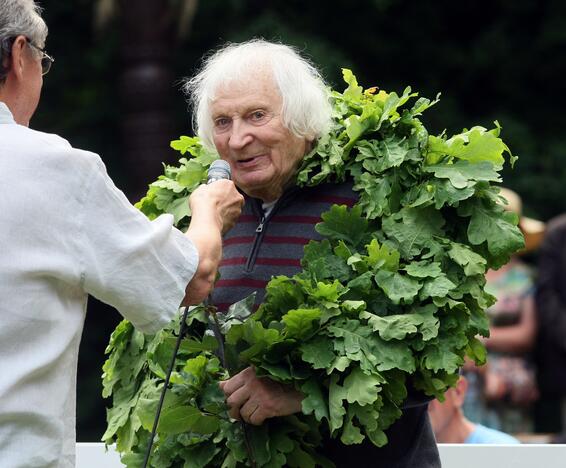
[212,180,440,468]
[535,213,566,396]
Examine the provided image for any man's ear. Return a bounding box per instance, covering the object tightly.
[454,376,468,407]
[305,138,316,154]
[8,36,29,81]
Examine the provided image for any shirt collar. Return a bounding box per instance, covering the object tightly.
[0,102,16,124]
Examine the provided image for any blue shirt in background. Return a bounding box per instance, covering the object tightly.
[465,424,521,444]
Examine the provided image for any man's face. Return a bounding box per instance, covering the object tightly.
[210,74,308,202]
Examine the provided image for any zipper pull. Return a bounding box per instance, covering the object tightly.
[256,216,265,233]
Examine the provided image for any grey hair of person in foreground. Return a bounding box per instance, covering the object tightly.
[183,39,333,149]
[0,0,48,83]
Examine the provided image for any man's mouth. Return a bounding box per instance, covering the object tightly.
[236,154,265,166]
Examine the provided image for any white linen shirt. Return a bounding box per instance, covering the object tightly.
[0,102,198,467]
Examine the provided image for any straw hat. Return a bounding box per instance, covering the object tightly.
[499,187,545,252]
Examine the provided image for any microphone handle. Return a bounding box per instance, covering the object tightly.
[207,176,225,184]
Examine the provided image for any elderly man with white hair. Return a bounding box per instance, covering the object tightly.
[0,1,243,466]
[185,39,441,467]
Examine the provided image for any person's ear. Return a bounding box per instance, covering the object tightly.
[9,36,29,81]
[305,138,316,154]
[453,376,468,407]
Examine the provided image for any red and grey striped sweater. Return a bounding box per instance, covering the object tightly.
[211,179,357,313]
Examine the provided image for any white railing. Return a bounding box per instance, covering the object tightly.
[77,442,566,468]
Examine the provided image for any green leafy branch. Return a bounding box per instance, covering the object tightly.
[103,69,523,467]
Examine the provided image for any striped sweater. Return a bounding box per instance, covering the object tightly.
[212,179,357,312]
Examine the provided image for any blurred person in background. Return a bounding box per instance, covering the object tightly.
[429,374,520,444]
[463,188,544,435]
[534,213,566,435]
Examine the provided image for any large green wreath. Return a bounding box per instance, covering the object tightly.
[101,70,523,467]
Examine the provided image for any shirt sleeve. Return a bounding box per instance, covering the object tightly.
[77,152,199,334]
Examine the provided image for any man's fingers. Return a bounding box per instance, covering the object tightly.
[220,367,254,396]
[225,384,251,420]
[240,400,263,425]
[219,375,242,396]
[227,404,241,421]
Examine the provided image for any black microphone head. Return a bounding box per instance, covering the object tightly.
[207,159,231,183]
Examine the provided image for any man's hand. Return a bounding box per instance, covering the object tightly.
[183,180,243,304]
[219,367,303,425]
[189,180,244,234]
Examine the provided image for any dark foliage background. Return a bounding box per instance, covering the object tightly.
[33,0,565,441]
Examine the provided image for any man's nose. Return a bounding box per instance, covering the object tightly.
[228,118,253,149]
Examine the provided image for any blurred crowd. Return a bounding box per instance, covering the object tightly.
[429,188,566,445]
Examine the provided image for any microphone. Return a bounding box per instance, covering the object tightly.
[207,159,231,184]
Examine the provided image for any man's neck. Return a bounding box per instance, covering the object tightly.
[0,98,15,123]
[0,89,30,126]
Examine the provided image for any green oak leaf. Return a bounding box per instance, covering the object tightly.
[301,379,330,422]
[466,336,488,366]
[282,308,322,339]
[152,403,219,435]
[343,367,384,406]
[363,312,418,341]
[340,413,365,445]
[459,199,525,260]
[300,337,335,369]
[382,207,445,257]
[424,161,501,189]
[316,204,370,248]
[448,242,487,275]
[374,270,422,304]
[423,345,463,373]
[353,172,393,218]
[404,260,442,278]
[429,179,476,209]
[427,126,507,167]
[329,374,347,432]
[302,240,351,282]
[419,274,456,299]
[364,238,400,271]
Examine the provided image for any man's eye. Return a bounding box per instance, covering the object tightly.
[249,111,269,124]
[214,117,231,129]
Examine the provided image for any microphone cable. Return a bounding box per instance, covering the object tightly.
[142,305,191,468]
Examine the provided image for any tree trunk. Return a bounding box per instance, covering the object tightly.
[118,0,176,200]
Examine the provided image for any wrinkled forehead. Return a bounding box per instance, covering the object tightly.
[209,62,280,100]
[209,70,284,115]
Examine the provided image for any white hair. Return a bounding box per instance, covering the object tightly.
[183,39,332,149]
[0,0,48,83]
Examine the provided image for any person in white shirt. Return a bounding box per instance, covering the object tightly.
[0,1,243,466]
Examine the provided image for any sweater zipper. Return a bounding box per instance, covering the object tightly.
[244,214,266,272]
[243,186,299,273]
[256,216,265,234]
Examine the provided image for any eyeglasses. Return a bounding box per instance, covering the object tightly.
[25,38,54,76]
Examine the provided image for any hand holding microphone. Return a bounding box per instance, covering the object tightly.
[183,161,243,305]
[189,160,244,235]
